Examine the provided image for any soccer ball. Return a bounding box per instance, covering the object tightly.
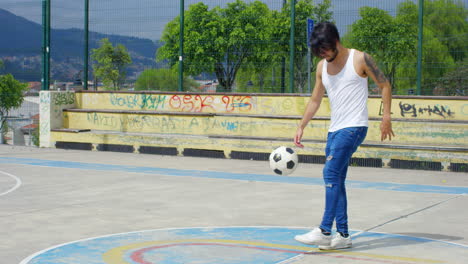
[269,146,299,175]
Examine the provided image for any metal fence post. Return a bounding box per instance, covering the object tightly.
[416,0,424,95]
[41,0,50,91]
[289,0,296,93]
[178,0,184,92]
[84,0,89,90]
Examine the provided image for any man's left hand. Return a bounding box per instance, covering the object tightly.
[380,117,395,141]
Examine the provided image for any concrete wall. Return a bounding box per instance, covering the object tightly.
[75,92,467,121]
[39,91,76,147]
[42,91,468,169]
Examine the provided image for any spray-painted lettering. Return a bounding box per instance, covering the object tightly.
[399,102,455,118]
[169,94,215,112]
[53,93,75,106]
[222,96,252,112]
[110,94,167,110]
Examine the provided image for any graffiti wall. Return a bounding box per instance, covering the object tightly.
[370,98,464,121]
[44,91,468,143]
[76,92,320,116]
[40,91,76,147]
[76,92,467,121]
[44,91,467,165]
[64,112,330,140]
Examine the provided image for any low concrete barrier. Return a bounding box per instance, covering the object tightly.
[42,91,468,172]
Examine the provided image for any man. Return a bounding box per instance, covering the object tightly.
[293,22,394,250]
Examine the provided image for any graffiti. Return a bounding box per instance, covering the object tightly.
[39,120,50,135]
[189,117,200,128]
[86,113,179,132]
[378,101,394,116]
[110,94,139,108]
[140,94,166,109]
[87,113,119,128]
[110,94,167,110]
[221,120,239,131]
[40,92,51,104]
[462,104,468,116]
[207,118,256,133]
[257,97,292,115]
[169,94,215,112]
[53,92,75,106]
[124,115,177,131]
[222,96,252,112]
[40,102,50,113]
[106,94,257,114]
[399,102,455,118]
[83,112,261,134]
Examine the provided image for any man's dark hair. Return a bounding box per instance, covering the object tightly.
[310,22,340,57]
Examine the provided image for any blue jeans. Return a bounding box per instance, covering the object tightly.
[319,126,368,235]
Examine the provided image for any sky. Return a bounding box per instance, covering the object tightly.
[2,0,418,41]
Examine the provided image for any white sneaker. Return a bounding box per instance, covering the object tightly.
[319,233,352,250]
[294,228,331,246]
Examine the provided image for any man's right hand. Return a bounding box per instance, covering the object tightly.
[294,127,305,148]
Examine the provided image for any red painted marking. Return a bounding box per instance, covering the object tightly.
[131,242,305,263]
[168,94,215,112]
[129,242,413,264]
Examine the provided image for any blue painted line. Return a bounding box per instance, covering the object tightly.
[1,157,467,195]
[19,226,468,264]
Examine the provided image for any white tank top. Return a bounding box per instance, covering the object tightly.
[322,49,368,132]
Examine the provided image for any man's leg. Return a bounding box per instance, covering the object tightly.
[320,127,367,233]
[335,164,349,235]
[295,127,367,246]
[320,144,353,233]
[294,132,336,246]
[334,127,368,235]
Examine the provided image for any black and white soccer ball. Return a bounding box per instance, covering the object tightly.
[269,146,299,175]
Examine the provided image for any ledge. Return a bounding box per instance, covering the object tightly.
[62,109,467,123]
[50,129,468,152]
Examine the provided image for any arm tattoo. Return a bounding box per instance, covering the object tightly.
[364,53,387,83]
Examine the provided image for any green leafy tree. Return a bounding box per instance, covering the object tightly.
[91,38,132,90]
[422,0,468,62]
[434,58,467,96]
[235,0,333,93]
[394,27,455,95]
[274,0,333,93]
[344,7,414,92]
[235,67,279,93]
[157,0,273,91]
[135,68,198,91]
[0,74,28,143]
[394,1,458,94]
[346,1,466,95]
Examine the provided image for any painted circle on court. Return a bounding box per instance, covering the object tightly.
[20,226,468,264]
[0,170,22,197]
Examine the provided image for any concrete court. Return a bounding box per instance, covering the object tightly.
[0,145,467,264]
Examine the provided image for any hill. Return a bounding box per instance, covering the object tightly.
[0,8,162,82]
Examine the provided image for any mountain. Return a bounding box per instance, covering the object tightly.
[0,8,162,82]
[0,8,42,55]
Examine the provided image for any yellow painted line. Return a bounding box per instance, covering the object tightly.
[102,239,443,264]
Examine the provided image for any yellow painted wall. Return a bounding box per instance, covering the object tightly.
[76,92,467,121]
[63,110,465,146]
[50,130,468,163]
[41,91,467,165]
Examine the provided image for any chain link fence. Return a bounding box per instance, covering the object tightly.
[1,0,466,95]
[1,0,467,145]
